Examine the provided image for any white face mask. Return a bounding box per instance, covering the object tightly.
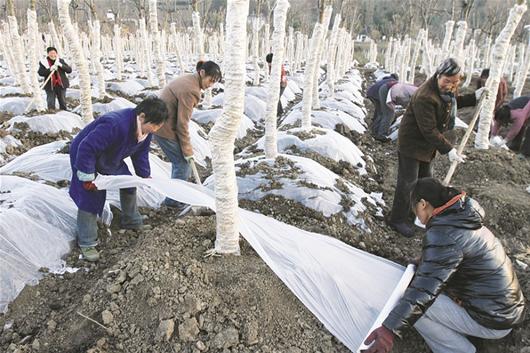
[137,116,148,143]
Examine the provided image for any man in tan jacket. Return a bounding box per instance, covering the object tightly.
[154,61,222,208]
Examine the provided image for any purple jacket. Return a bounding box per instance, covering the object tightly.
[69,108,152,215]
[367,77,397,101]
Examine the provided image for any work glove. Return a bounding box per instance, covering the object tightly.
[475,87,488,100]
[184,155,195,164]
[448,148,466,163]
[51,63,59,71]
[490,136,507,147]
[82,181,98,192]
[362,326,394,353]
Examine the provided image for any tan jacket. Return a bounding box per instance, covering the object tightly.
[155,74,201,157]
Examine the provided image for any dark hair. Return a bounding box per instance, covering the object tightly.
[494,105,512,126]
[436,58,461,77]
[266,53,273,63]
[47,47,58,53]
[196,60,222,82]
[134,96,168,125]
[389,73,399,80]
[480,68,490,79]
[410,177,461,209]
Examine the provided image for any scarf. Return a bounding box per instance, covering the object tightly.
[47,58,63,88]
[440,91,457,130]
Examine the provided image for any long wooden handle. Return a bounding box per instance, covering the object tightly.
[189,159,202,185]
[443,92,488,186]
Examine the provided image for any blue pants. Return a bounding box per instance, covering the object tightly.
[154,135,191,209]
[77,188,143,248]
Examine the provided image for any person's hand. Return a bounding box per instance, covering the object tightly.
[363,326,394,353]
[184,155,195,164]
[475,87,488,100]
[83,181,98,192]
[448,148,466,163]
[51,64,58,71]
[490,136,507,147]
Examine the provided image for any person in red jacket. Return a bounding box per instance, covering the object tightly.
[37,47,72,111]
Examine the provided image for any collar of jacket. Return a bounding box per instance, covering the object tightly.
[432,192,467,217]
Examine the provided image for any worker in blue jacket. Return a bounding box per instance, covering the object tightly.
[69,97,168,261]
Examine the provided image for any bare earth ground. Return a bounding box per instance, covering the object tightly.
[0,70,529,353]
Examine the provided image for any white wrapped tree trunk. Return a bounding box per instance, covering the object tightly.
[114,24,124,81]
[287,26,295,65]
[311,6,332,110]
[208,0,249,255]
[264,0,290,160]
[27,8,46,111]
[483,36,492,68]
[7,14,31,94]
[139,18,155,87]
[0,27,17,83]
[294,31,304,72]
[399,37,410,83]
[441,20,455,59]
[409,30,425,84]
[326,14,341,98]
[301,23,322,128]
[48,21,63,54]
[475,2,527,149]
[504,45,517,83]
[463,36,476,88]
[91,20,106,98]
[170,23,186,73]
[193,10,211,108]
[513,40,530,98]
[58,0,92,122]
[453,21,467,69]
[251,17,261,85]
[149,0,166,87]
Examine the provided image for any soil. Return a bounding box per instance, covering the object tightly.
[1,69,529,353]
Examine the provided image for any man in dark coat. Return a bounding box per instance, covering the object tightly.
[69,97,168,261]
[38,47,72,111]
[366,73,398,141]
[388,58,485,237]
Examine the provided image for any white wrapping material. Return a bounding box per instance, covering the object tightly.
[27,9,46,111]
[107,80,146,96]
[301,23,321,128]
[91,97,136,116]
[212,93,266,123]
[192,108,255,139]
[94,174,413,352]
[326,14,342,97]
[441,21,455,59]
[0,135,21,155]
[149,0,166,87]
[0,97,33,116]
[264,0,290,159]
[58,0,93,123]
[207,0,249,254]
[0,176,77,313]
[7,15,30,94]
[91,20,107,98]
[281,108,366,134]
[7,111,84,134]
[475,3,527,149]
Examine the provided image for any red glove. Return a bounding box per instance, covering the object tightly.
[83,181,98,191]
[363,326,394,353]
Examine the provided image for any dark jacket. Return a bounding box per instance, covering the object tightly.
[398,75,476,162]
[38,57,72,91]
[383,196,526,336]
[367,76,397,101]
[69,108,152,215]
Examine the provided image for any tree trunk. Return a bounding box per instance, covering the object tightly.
[441,20,455,59]
[139,18,155,86]
[27,7,46,111]
[92,20,107,98]
[453,20,467,70]
[114,24,124,81]
[513,33,530,98]
[58,0,93,123]
[475,2,527,149]
[7,6,31,94]
[149,0,166,87]
[311,5,332,110]
[264,0,290,160]
[326,14,341,98]
[208,0,249,255]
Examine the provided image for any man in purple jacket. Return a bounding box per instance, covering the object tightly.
[366,73,398,141]
[69,97,168,261]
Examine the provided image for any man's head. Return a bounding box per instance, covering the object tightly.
[47,47,58,60]
[436,58,462,94]
[494,105,512,127]
[135,96,169,134]
[266,53,273,64]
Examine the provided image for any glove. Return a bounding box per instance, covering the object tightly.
[184,155,195,164]
[51,64,59,71]
[57,61,62,67]
[475,87,488,100]
[448,148,466,163]
[83,181,98,192]
[491,136,507,147]
[363,326,394,353]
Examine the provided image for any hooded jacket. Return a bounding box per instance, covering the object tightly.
[383,195,526,336]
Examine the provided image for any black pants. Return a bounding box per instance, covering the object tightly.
[508,121,530,156]
[390,152,433,223]
[46,86,67,110]
[277,85,286,117]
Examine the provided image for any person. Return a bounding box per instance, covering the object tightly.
[69,97,168,261]
[366,73,399,141]
[491,95,530,156]
[363,177,525,353]
[266,53,288,117]
[154,60,222,210]
[477,68,507,113]
[388,58,485,238]
[38,47,72,111]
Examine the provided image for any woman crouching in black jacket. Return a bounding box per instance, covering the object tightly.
[364,177,526,353]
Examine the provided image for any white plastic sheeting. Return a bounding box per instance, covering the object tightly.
[0,176,77,313]
[281,108,366,134]
[91,97,136,116]
[251,127,366,173]
[94,174,414,353]
[0,97,33,116]
[7,111,85,134]
[106,80,146,97]
[192,108,255,139]
[212,93,266,123]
